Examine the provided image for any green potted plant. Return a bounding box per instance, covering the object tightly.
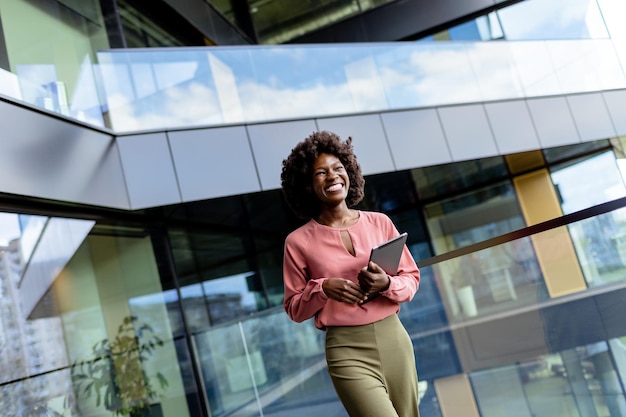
[71,315,168,417]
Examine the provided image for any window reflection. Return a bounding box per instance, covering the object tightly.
[432,12,504,41]
[471,365,531,416]
[202,272,262,323]
[426,0,608,42]
[1,369,74,416]
[60,233,190,417]
[412,157,508,202]
[424,181,524,254]
[434,238,547,321]
[498,0,608,40]
[570,208,626,287]
[129,290,185,338]
[180,283,211,333]
[2,142,626,416]
[17,214,45,264]
[550,149,626,288]
[472,340,626,417]
[170,226,276,331]
[3,0,625,131]
[543,139,610,165]
[194,312,330,416]
[552,150,626,213]
[609,337,626,404]
[0,220,196,416]
[585,341,626,416]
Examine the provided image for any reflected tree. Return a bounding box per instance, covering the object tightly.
[71,315,168,417]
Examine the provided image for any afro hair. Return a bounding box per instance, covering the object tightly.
[281,131,365,219]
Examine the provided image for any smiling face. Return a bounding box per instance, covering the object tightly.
[310,153,350,208]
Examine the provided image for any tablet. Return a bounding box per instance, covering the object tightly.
[368,232,408,275]
[361,232,408,304]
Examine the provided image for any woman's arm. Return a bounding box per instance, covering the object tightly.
[283,239,367,321]
[283,241,328,322]
[379,245,420,303]
[369,213,421,303]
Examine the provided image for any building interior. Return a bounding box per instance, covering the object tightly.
[1,0,626,416]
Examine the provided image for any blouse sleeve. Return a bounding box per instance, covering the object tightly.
[283,237,328,322]
[377,214,420,303]
[379,245,420,303]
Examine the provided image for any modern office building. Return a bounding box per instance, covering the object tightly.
[1,0,626,416]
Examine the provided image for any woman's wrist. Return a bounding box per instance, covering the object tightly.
[380,275,391,292]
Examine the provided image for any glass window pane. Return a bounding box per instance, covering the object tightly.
[424,181,524,254]
[586,341,626,415]
[543,140,611,165]
[498,0,609,40]
[470,333,626,416]
[518,354,576,416]
[448,20,484,41]
[194,310,337,416]
[549,149,626,288]
[412,157,508,202]
[433,237,548,322]
[551,150,626,214]
[0,217,196,416]
[609,336,626,415]
[0,0,108,125]
[61,232,193,417]
[166,192,287,330]
[472,365,532,417]
[570,207,626,287]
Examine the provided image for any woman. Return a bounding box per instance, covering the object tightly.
[281,131,421,417]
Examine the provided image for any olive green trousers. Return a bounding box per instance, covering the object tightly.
[325,313,420,417]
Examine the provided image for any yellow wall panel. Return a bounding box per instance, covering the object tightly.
[435,374,480,417]
[513,169,587,297]
[505,150,545,175]
[532,227,587,297]
[513,169,562,225]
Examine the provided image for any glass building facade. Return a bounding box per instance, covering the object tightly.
[1,1,626,416]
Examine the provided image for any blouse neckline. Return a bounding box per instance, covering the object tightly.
[310,210,361,231]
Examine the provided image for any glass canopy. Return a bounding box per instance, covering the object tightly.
[1,38,625,133]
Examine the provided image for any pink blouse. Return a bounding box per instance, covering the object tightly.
[283,211,420,330]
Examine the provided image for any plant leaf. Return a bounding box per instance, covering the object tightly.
[83,381,94,395]
[157,372,169,389]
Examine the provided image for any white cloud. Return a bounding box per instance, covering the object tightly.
[100,37,626,131]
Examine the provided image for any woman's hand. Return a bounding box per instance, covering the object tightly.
[358,262,391,295]
[323,278,368,304]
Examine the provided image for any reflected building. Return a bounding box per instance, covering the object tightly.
[1,1,626,417]
[0,239,71,415]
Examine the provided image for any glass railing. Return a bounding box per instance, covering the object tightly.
[187,196,626,417]
[192,309,333,416]
[430,234,550,322]
[1,38,625,133]
[2,198,626,416]
[470,341,626,417]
